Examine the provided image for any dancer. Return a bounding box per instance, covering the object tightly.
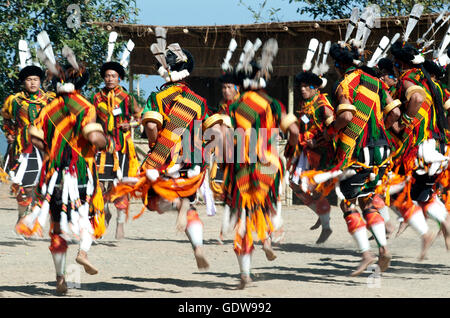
[285,39,335,244]
[389,38,450,258]
[2,40,54,225]
[113,27,213,270]
[16,33,107,295]
[91,32,142,239]
[218,38,299,288]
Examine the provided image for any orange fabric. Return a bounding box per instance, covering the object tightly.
[364,211,385,227]
[49,233,68,253]
[345,213,366,234]
[400,204,422,222]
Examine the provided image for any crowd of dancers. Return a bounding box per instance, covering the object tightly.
[1,4,450,294]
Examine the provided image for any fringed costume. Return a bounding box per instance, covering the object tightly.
[112,29,211,270]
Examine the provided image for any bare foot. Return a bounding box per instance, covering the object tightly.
[262,240,277,261]
[316,228,332,244]
[115,222,125,240]
[56,275,68,296]
[378,246,392,272]
[350,251,376,277]
[194,246,209,270]
[395,221,409,238]
[237,274,252,290]
[419,231,435,261]
[271,228,285,244]
[176,200,189,232]
[76,250,98,275]
[310,217,321,230]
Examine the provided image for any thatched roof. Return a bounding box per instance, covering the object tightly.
[92,13,447,77]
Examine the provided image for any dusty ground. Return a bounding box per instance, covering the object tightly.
[0,181,449,299]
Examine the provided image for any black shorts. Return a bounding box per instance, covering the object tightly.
[96,151,130,182]
[339,145,389,200]
[410,172,437,203]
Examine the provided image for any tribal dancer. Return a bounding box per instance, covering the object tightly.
[2,40,54,225]
[217,38,299,288]
[388,39,450,258]
[113,27,212,270]
[16,33,107,295]
[285,38,335,244]
[305,38,400,276]
[91,33,142,239]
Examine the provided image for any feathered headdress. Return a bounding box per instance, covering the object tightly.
[17,39,44,82]
[390,4,426,65]
[36,31,88,93]
[234,38,278,90]
[100,31,135,79]
[296,38,330,89]
[150,26,194,83]
[219,38,239,84]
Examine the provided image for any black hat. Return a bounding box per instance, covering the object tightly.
[18,65,44,82]
[101,61,125,79]
[329,43,361,68]
[377,58,395,76]
[391,41,424,65]
[295,71,323,87]
[219,72,238,85]
[423,59,445,79]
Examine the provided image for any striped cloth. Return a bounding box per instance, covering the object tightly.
[91,86,140,179]
[333,68,391,171]
[33,92,105,237]
[223,90,284,254]
[1,89,54,159]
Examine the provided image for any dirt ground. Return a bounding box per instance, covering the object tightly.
[0,181,449,299]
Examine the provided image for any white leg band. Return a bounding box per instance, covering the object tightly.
[408,209,429,236]
[52,252,67,276]
[370,223,387,247]
[425,198,447,223]
[237,253,252,275]
[186,222,203,249]
[352,227,370,253]
[79,229,93,252]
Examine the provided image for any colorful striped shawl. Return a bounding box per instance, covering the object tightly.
[333,69,390,170]
[34,92,97,185]
[393,68,442,159]
[2,89,53,155]
[143,82,208,172]
[223,90,283,211]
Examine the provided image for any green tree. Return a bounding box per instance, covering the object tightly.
[0,0,139,102]
[289,0,448,20]
[239,0,449,21]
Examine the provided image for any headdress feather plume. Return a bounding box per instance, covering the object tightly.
[119,39,135,69]
[221,38,238,71]
[106,31,118,62]
[302,38,319,71]
[36,31,58,75]
[62,45,79,71]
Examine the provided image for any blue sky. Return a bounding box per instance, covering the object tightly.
[130,0,309,97]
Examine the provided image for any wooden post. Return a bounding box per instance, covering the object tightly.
[129,69,134,141]
[286,75,294,206]
[288,75,294,114]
